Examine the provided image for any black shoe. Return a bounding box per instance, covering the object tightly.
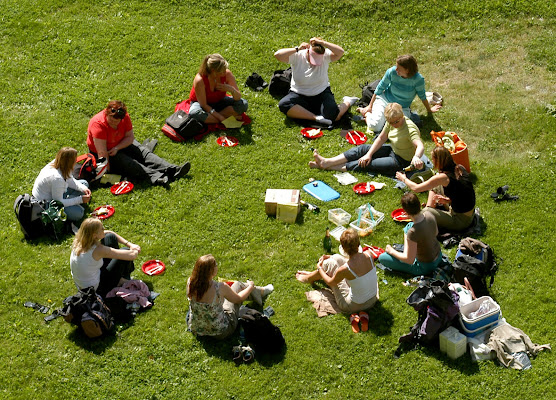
[174,162,191,180]
[154,176,169,186]
[142,138,158,152]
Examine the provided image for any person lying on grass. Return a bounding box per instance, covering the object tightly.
[356,54,442,133]
[71,218,138,298]
[274,37,358,127]
[187,254,273,339]
[187,53,248,124]
[87,100,190,186]
[378,192,444,276]
[395,146,476,232]
[296,228,378,317]
[32,146,91,222]
[309,102,424,177]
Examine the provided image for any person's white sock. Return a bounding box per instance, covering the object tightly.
[343,96,359,106]
[262,284,274,298]
[315,115,332,125]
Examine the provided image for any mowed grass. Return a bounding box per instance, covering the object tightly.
[0,1,555,399]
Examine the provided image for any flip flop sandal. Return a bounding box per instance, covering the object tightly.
[495,193,519,202]
[232,345,243,365]
[242,345,255,363]
[491,185,510,199]
[350,313,360,333]
[359,311,369,332]
[44,309,63,322]
[24,301,50,314]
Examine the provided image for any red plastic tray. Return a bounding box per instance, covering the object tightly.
[362,245,385,260]
[353,182,375,194]
[142,260,166,276]
[111,181,134,195]
[391,208,411,222]
[216,136,239,147]
[346,130,367,145]
[91,205,115,220]
[301,127,323,139]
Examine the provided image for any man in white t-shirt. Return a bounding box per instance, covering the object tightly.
[274,37,358,127]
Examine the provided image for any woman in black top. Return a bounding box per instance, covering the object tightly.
[396,146,475,231]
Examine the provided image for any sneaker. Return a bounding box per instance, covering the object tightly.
[174,162,191,180]
[342,96,359,106]
[261,284,274,299]
[315,115,332,126]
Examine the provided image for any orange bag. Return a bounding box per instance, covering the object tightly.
[430,131,471,172]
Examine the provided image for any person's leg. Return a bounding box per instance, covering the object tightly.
[279,91,332,124]
[424,206,474,231]
[377,252,416,275]
[362,146,406,176]
[215,281,246,339]
[364,96,388,133]
[63,180,89,221]
[320,87,341,122]
[110,141,177,184]
[413,253,444,276]
[97,233,134,297]
[309,145,372,171]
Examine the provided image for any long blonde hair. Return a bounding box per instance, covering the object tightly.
[53,147,78,180]
[198,54,228,76]
[72,218,103,256]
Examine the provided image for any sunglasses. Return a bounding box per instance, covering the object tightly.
[110,108,126,119]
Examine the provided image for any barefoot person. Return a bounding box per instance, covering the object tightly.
[357,54,442,133]
[70,218,138,297]
[187,254,273,339]
[309,102,424,177]
[378,193,443,276]
[274,37,358,126]
[396,146,476,231]
[296,229,378,331]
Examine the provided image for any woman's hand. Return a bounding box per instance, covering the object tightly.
[433,193,451,205]
[358,153,372,168]
[318,254,331,265]
[128,242,141,253]
[385,244,394,255]
[108,146,119,157]
[246,280,255,289]
[215,82,233,93]
[395,171,407,182]
[298,42,310,50]
[430,104,442,113]
[356,105,370,115]
[81,193,91,204]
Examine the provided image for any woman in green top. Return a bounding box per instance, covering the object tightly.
[309,102,424,177]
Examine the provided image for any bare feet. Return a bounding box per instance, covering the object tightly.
[312,149,325,169]
[295,271,311,283]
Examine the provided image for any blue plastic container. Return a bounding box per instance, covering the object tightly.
[459,296,500,334]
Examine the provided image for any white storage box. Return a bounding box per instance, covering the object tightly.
[349,218,375,237]
[439,326,467,359]
[330,226,347,241]
[459,296,501,336]
[355,204,385,226]
[328,208,351,226]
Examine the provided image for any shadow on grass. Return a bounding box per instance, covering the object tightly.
[196,333,287,367]
[66,326,119,354]
[420,115,444,142]
[363,300,395,336]
[398,343,481,375]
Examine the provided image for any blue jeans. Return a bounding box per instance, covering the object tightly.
[343,144,410,177]
[189,97,248,122]
[63,180,89,221]
[378,251,443,276]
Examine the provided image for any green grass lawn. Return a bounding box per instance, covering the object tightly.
[1,1,555,399]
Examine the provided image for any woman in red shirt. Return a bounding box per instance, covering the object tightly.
[87,101,190,185]
[188,54,248,124]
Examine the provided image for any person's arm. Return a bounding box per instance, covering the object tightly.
[93,137,109,160]
[395,171,450,193]
[422,98,442,114]
[311,37,344,61]
[357,93,377,115]
[410,138,425,169]
[108,129,134,157]
[358,127,388,167]
[317,264,353,288]
[94,243,139,261]
[104,230,141,252]
[67,177,91,203]
[216,70,241,101]
[220,280,255,304]
[193,74,225,123]
[385,235,417,265]
[274,42,308,63]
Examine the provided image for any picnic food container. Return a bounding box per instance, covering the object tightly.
[355,204,384,227]
[430,131,471,172]
[328,208,351,226]
[349,218,375,237]
[439,326,467,359]
[459,296,501,337]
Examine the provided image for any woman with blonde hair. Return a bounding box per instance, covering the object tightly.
[295,229,378,332]
[32,147,91,221]
[187,54,248,124]
[187,254,273,339]
[396,146,476,231]
[309,102,425,177]
[70,218,139,297]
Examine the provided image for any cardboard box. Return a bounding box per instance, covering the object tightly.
[265,189,300,216]
[276,202,300,223]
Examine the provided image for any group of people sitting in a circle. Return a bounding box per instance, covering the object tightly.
[29,37,476,339]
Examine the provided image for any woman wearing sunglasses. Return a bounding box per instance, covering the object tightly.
[87,100,190,185]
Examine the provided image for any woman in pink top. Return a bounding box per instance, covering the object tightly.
[188,54,248,124]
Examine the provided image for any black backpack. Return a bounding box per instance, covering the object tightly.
[357,79,381,107]
[73,153,107,183]
[268,68,292,99]
[62,287,114,338]
[453,253,497,298]
[239,308,285,354]
[162,110,205,142]
[13,194,47,240]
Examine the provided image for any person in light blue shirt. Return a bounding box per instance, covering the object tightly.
[357,55,442,133]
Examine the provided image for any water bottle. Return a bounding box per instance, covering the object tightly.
[323,227,332,254]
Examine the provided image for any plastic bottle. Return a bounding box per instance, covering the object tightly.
[512,351,532,370]
[323,227,332,254]
[300,200,320,213]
